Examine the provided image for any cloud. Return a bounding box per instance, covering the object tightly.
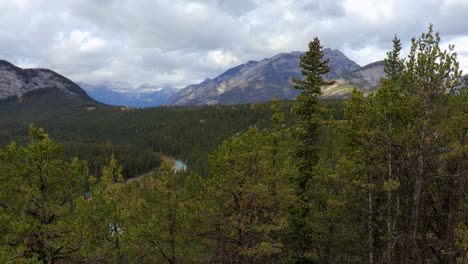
[69,30,107,52]
[0,0,467,86]
[208,50,240,68]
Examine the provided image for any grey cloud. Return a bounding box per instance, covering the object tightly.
[302,0,346,17]
[0,0,467,87]
[215,0,257,16]
[62,0,246,51]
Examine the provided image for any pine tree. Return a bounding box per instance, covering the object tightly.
[343,25,467,263]
[292,37,335,190]
[72,155,141,263]
[0,125,89,263]
[205,126,294,263]
[134,162,192,264]
[289,37,336,261]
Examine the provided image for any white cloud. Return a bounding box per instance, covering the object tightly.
[343,0,396,25]
[343,45,388,66]
[70,30,107,52]
[208,50,240,68]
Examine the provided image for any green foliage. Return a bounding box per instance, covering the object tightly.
[62,142,161,180]
[291,37,335,190]
[131,162,205,263]
[455,223,468,263]
[204,126,295,262]
[290,36,345,262]
[343,24,467,263]
[70,155,143,263]
[1,101,289,176]
[0,125,88,263]
[0,98,346,180]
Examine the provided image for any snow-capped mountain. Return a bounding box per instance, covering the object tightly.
[78,81,177,107]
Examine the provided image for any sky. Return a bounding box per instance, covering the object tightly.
[1,0,467,88]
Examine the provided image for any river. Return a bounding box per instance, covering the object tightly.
[161,154,187,173]
[125,156,187,183]
[174,159,188,172]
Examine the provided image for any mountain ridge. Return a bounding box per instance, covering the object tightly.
[167,49,369,105]
[1,48,387,108]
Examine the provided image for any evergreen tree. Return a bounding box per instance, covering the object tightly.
[133,162,203,263]
[292,37,335,190]
[344,25,467,263]
[71,155,141,263]
[0,125,88,263]
[289,37,336,262]
[204,126,294,263]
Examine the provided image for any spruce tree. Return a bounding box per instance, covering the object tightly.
[292,36,335,192]
[290,37,335,262]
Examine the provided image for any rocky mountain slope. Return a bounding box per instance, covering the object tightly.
[167,49,362,105]
[0,60,93,102]
[78,81,177,107]
[322,61,386,97]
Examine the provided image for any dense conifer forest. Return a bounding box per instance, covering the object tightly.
[0,95,344,179]
[0,26,466,263]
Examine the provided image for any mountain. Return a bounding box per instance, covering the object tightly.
[322,61,386,97]
[79,81,177,107]
[0,60,102,131]
[167,49,362,105]
[0,60,94,103]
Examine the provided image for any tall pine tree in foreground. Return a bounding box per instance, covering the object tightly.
[292,37,335,186]
[289,37,336,262]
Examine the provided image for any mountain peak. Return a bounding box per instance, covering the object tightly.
[167,48,363,105]
[0,59,93,102]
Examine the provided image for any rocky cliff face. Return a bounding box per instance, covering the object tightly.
[322,61,386,98]
[0,60,91,101]
[167,49,361,105]
[339,61,385,93]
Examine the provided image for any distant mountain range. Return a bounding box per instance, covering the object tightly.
[74,49,386,107]
[0,49,387,107]
[77,81,177,107]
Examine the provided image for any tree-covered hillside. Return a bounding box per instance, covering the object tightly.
[0,86,347,178]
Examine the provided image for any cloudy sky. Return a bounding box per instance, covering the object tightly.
[1,0,467,87]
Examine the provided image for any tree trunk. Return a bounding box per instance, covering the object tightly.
[385,114,394,264]
[387,149,393,264]
[410,118,427,263]
[368,183,374,264]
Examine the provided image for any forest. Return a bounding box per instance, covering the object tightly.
[0,26,466,263]
[0,93,344,179]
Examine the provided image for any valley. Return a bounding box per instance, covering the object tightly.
[0,56,347,179]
